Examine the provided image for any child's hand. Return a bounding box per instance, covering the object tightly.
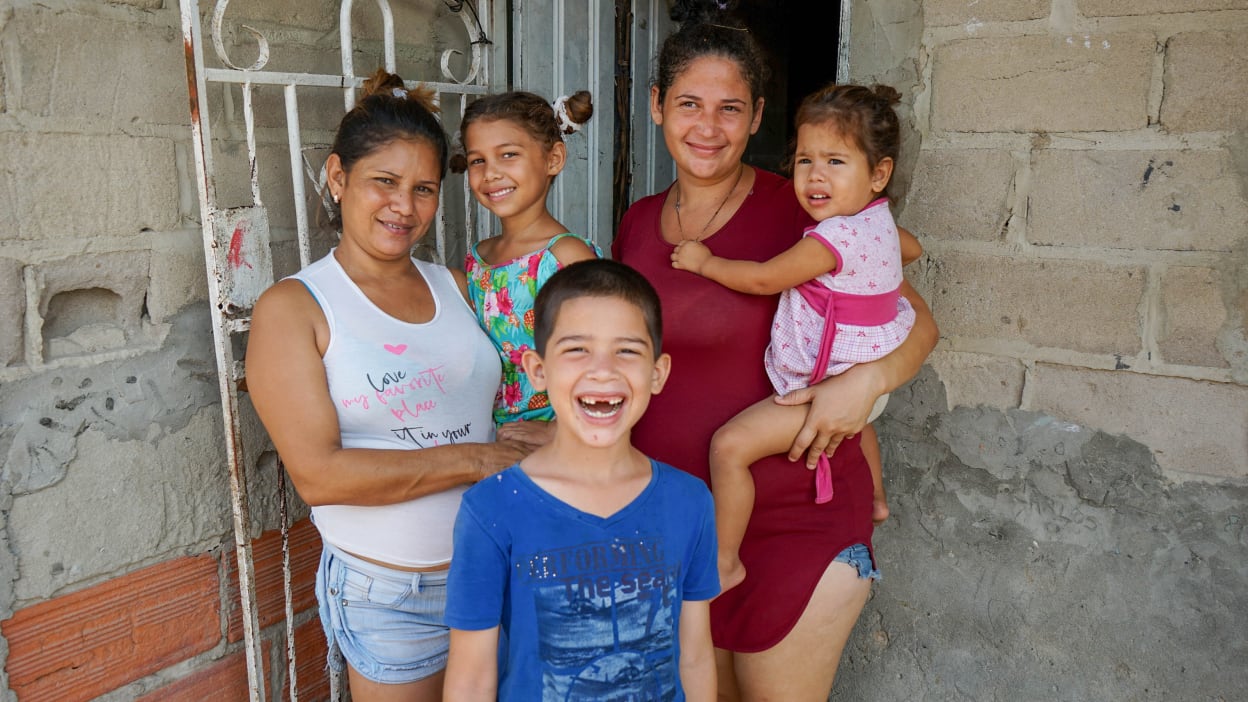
[671,240,712,274]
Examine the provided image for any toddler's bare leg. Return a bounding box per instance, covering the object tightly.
[710,397,814,593]
[860,423,889,525]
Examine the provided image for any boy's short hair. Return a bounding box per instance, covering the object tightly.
[532,259,663,356]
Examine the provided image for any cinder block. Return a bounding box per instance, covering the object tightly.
[1030,364,1248,478]
[900,149,1015,242]
[920,252,1146,355]
[0,257,23,366]
[1,555,220,702]
[221,44,347,132]
[135,648,272,702]
[355,0,440,43]
[226,518,322,643]
[147,229,209,324]
[931,34,1154,133]
[1159,266,1230,368]
[928,349,1026,411]
[6,7,187,127]
[1029,149,1248,252]
[1161,31,1248,133]
[10,410,231,599]
[1081,0,1248,17]
[0,133,178,240]
[924,0,1049,26]
[204,0,338,34]
[212,142,303,231]
[34,251,150,357]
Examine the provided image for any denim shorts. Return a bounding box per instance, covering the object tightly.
[833,543,882,581]
[316,543,450,684]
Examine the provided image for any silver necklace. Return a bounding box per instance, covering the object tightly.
[674,164,745,241]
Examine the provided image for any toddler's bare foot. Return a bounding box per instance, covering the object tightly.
[718,553,747,594]
[872,496,890,526]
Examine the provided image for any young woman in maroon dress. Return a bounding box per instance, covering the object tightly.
[613,7,938,700]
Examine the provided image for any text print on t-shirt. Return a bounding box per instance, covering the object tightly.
[522,536,682,699]
[337,350,468,448]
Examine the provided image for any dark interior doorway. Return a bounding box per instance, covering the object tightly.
[738,0,843,174]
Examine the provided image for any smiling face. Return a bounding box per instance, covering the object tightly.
[522,295,670,451]
[792,121,894,222]
[327,137,442,261]
[650,56,764,184]
[463,118,565,222]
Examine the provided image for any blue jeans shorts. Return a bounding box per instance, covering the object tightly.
[833,543,882,581]
[316,543,451,684]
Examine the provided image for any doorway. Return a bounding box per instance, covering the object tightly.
[738,0,844,174]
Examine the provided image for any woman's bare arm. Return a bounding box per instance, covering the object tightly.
[245,279,530,506]
[898,226,923,266]
[777,279,938,467]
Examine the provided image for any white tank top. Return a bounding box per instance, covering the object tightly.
[291,251,501,567]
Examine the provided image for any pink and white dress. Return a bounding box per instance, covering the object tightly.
[763,198,916,397]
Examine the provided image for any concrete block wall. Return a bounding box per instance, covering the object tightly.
[0,0,471,697]
[837,1,1248,699]
[886,0,1248,479]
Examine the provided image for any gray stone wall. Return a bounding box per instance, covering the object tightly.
[841,1,1248,699]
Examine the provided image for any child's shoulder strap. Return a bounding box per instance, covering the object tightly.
[545,232,602,257]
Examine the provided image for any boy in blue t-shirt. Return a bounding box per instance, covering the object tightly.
[444,259,719,701]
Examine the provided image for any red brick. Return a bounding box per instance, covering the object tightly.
[136,646,272,702]
[281,617,331,702]
[2,555,219,702]
[226,519,321,642]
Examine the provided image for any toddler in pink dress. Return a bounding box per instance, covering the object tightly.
[672,83,919,591]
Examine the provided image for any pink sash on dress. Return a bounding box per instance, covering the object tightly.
[794,281,900,504]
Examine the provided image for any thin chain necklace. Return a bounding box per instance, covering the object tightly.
[674,164,745,241]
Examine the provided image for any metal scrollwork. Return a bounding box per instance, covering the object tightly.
[211,0,270,71]
[440,0,490,85]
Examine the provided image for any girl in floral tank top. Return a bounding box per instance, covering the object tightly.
[454,90,600,433]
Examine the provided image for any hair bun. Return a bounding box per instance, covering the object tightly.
[360,68,440,114]
[871,84,902,106]
[555,90,594,134]
[670,0,740,24]
[448,152,468,174]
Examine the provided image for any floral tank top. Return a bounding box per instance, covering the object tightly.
[465,233,601,424]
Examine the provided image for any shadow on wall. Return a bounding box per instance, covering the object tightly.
[834,368,1248,701]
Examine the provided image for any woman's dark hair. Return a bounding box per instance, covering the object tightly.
[330,69,449,178]
[449,90,593,174]
[325,69,448,228]
[794,84,902,190]
[654,0,770,103]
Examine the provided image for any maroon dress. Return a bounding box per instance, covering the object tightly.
[614,168,874,652]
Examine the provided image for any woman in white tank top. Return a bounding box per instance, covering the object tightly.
[246,70,535,701]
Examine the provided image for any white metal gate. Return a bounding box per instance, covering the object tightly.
[178,0,686,698]
[178,1,499,699]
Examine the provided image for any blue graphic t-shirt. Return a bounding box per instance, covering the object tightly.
[446,460,720,701]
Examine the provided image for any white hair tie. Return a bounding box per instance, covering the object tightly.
[551,95,581,135]
[392,87,408,99]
